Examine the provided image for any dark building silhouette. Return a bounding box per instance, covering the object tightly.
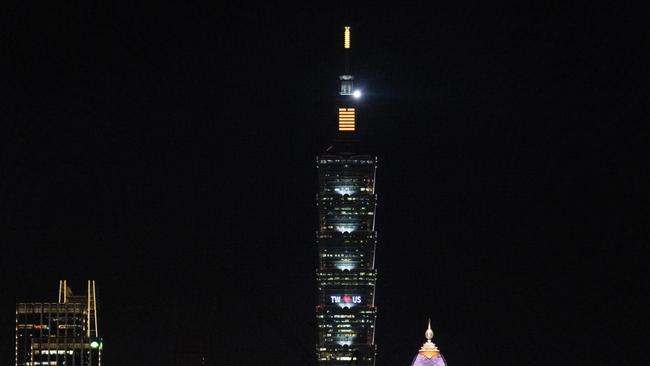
[315,26,378,366]
[16,280,102,366]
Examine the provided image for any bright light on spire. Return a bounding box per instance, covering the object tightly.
[344,26,351,49]
[352,90,362,99]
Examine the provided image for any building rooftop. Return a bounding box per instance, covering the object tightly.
[411,320,447,366]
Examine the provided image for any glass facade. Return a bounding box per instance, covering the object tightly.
[316,154,378,366]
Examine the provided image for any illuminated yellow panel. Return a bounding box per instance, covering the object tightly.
[338,108,355,132]
[344,26,351,49]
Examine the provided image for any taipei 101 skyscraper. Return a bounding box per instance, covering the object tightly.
[315,26,378,366]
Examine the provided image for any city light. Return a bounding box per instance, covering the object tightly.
[352,90,362,99]
[334,186,355,195]
[335,225,356,233]
[335,263,356,271]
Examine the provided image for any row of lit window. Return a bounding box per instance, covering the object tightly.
[326,328,355,333]
[318,311,376,317]
[321,252,364,256]
[317,272,376,277]
[320,190,370,197]
[321,223,367,228]
[322,176,373,181]
[318,159,375,164]
[319,198,373,204]
[321,209,375,214]
[321,248,368,252]
[323,212,374,216]
[321,248,366,252]
[333,314,355,318]
[321,225,371,231]
[319,323,352,328]
[318,233,376,238]
[330,207,373,212]
[318,243,375,248]
[322,175,372,179]
[320,200,374,206]
[316,239,376,244]
[320,252,368,257]
[322,214,372,219]
[317,355,375,361]
[318,320,374,324]
[34,350,75,355]
[318,276,375,281]
[321,178,372,182]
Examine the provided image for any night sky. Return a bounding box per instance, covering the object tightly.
[2,3,646,366]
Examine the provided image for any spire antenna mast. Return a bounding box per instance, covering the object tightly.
[344,26,351,74]
[336,25,361,133]
[339,26,354,97]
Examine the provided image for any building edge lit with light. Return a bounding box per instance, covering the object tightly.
[16,280,103,366]
[315,26,378,366]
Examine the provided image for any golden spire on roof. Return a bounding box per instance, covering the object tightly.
[419,318,440,359]
[425,318,434,340]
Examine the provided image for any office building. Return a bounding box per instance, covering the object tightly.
[16,280,103,366]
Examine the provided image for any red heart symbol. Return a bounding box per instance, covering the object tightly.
[342,295,351,303]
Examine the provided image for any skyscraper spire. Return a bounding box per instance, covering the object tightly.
[339,26,354,97]
[337,25,360,133]
[344,26,351,50]
[344,26,351,72]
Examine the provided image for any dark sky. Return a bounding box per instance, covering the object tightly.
[2,3,646,366]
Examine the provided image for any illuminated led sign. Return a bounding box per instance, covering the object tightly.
[338,108,355,131]
[330,295,362,304]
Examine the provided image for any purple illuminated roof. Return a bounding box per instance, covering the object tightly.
[411,354,447,366]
